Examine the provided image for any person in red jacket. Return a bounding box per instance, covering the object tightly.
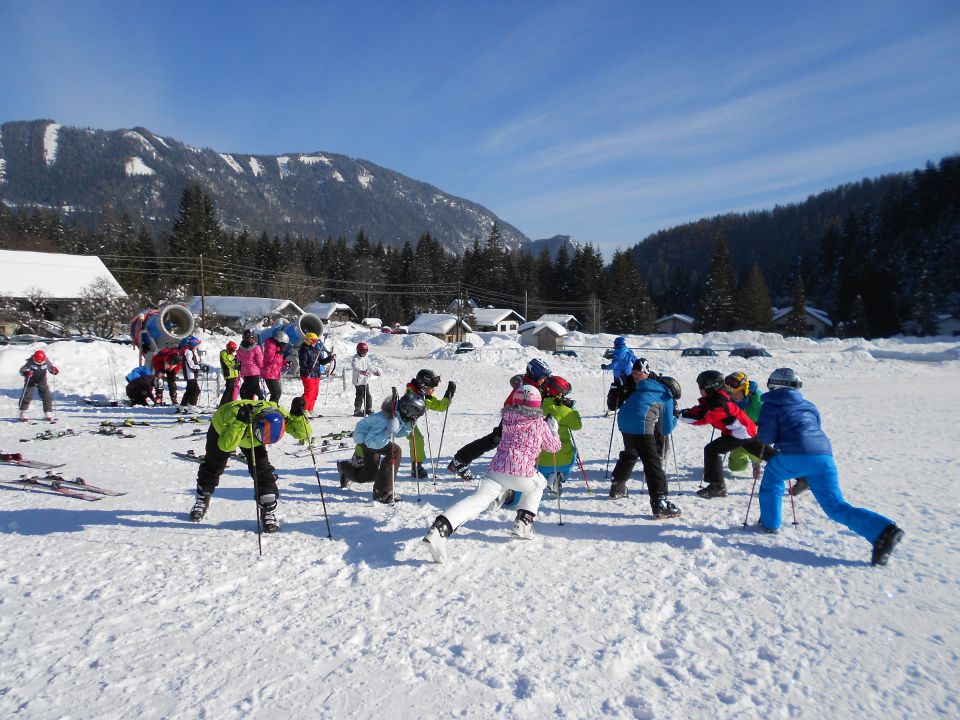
[151,347,183,405]
[679,370,775,499]
[18,349,59,421]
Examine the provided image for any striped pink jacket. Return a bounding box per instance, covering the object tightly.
[489,408,561,478]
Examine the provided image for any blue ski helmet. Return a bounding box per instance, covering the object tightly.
[179,336,201,350]
[525,358,552,382]
[253,409,286,444]
[614,336,626,348]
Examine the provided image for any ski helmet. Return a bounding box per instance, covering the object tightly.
[179,336,200,350]
[357,342,369,355]
[252,409,286,444]
[32,349,47,363]
[544,375,572,398]
[226,341,238,352]
[509,374,524,389]
[242,329,255,341]
[525,358,552,383]
[724,371,748,394]
[304,332,319,345]
[658,375,682,400]
[632,358,651,375]
[398,392,427,422]
[415,368,441,388]
[272,328,290,344]
[510,384,543,409]
[696,370,725,392]
[767,367,802,390]
[614,336,626,349]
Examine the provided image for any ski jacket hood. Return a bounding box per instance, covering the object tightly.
[758,389,832,455]
[352,409,414,451]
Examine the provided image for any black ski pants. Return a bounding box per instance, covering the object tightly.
[453,422,503,465]
[354,384,373,415]
[156,371,178,404]
[181,379,201,407]
[264,379,282,404]
[338,442,401,496]
[239,375,264,400]
[196,426,278,504]
[219,377,237,407]
[611,433,668,498]
[704,435,775,486]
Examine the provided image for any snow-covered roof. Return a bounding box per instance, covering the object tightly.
[771,306,833,326]
[446,298,479,312]
[535,314,581,327]
[302,301,356,320]
[407,313,472,334]
[187,296,304,319]
[471,308,525,327]
[0,249,127,299]
[655,313,695,324]
[518,320,568,337]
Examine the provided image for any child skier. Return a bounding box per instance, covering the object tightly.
[188,396,312,532]
[177,336,204,413]
[724,371,763,479]
[446,358,552,480]
[236,329,264,400]
[602,336,638,412]
[537,375,582,496]
[151,347,183,405]
[337,392,426,503]
[351,342,381,417]
[422,384,562,563]
[756,368,904,566]
[679,370,776,499]
[261,328,290,404]
[405,369,455,479]
[608,358,682,519]
[218,340,240,407]
[18,349,59,422]
[298,332,336,415]
[125,365,158,406]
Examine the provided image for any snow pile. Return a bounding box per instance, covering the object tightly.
[43,122,61,165]
[124,157,156,176]
[219,153,244,173]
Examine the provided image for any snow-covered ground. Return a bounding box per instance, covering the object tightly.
[1,327,958,719]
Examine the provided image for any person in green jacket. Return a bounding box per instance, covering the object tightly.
[188,396,312,532]
[537,376,582,496]
[405,369,455,478]
[725,371,763,478]
[218,340,241,407]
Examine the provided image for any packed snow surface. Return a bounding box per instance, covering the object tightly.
[1,328,958,719]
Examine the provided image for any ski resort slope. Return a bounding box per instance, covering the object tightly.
[0,329,958,719]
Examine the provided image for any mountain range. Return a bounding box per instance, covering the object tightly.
[0,119,559,255]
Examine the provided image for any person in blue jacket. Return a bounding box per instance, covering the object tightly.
[602,336,638,413]
[608,358,681,519]
[337,392,426,504]
[757,368,904,566]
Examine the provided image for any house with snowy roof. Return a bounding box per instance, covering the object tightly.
[518,320,568,352]
[654,313,695,333]
[534,314,582,331]
[772,306,833,338]
[302,301,356,324]
[186,296,305,329]
[407,313,472,342]
[471,308,525,333]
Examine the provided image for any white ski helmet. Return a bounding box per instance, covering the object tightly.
[767,367,802,390]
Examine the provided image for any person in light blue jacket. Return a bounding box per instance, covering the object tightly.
[757,368,904,566]
[337,392,425,503]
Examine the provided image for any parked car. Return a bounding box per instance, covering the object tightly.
[552,349,578,358]
[7,334,52,344]
[681,347,718,357]
[454,341,476,354]
[729,347,772,359]
[0,333,8,345]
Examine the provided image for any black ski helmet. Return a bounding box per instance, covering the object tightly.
[767,367,802,390]
[414,368,441,388]
[509,374,524,389]
[696,370,725,392]
[658,375,682,400]
[398,393,427,422]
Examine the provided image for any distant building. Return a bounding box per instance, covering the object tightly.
[187,296,304,327]
[518,320,568,352]
[303,301,356,324]
[654,313,695,333]
[935,313,960,336]
[534,314,582,331]
[772,306,833,338]
[407,313,472,342]
[361,317,383,329]
[471,308,525,333]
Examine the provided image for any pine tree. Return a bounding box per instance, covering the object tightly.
[604,251,656,333]
[736,263,773,330]
[169,183,223,259]
[697,233,737,331]
[782,269,809,337]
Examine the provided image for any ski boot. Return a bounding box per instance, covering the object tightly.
[372,488,401,504]
[792,478,809,496]
[609,480,628,500]
[18,410,28,422]
[695,483,727,499]
[422,515,453,563]
[189,490,212,522]
[259,494,279,533]
[410,462,429,479]
[44,412,55,423]
[757,521,779,535]
[651,496,681,519]
[447,458,474,481]
[872,524,904,566]
[511,509,536,539]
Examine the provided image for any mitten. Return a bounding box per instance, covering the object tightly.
[236,404,254,423]
[444,381,457,401]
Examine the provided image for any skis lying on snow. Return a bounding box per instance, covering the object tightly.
[99,419,153,428]
[173,428,207,440]
[18,472,126,497]
[90,427,136,438]
[2,475,102,501]
[284,441,353,458]
[0,452,65,470]
[79,398,124,407]
[19,429,80,443]
[172,449,245,464]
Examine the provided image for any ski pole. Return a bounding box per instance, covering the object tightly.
[305,439,335,540]
[742,463,762,527]
[698,428,716,489]
[569,431,591,493]
[393,388,411,503]
[671,429,680,492]
[553,451,563,526]
[247,421,264,557]
[434,406,450,486]
[604,406,619,478]
[787,479,799,527]
[424,410,437,482]
[18,373,31,411]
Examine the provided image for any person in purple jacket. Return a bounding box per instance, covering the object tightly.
[757,368,904,566]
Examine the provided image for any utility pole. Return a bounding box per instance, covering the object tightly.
[199,253,206,332]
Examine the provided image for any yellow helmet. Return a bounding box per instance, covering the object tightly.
[304,332,319,344]
[724,371,749,394]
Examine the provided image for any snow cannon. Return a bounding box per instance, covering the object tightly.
[130,305,195,352]
[282,313,325,348]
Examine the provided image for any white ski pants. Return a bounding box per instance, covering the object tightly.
[443,470,547,531]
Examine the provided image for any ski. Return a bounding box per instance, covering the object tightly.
[19,429,80,443]
[284,442,352,458]
[173,428,207,440]
[0,454,66,470]
[35,473,127,496]
[172,450,245,464]
[90,427,136,438]
[99,419,153,428]
[2,476,102,501]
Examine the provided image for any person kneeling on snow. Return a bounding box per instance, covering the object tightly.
[422,384,562,563]
[756,368,904,566]
[188,397,312,533]
[337,391,426,504]
[125,366,158,406]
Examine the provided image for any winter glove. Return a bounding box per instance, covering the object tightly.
[50,367,59,375]
[545,416,560,436]
[290,396,306,417]
[373,369,381,376]
[200,364,211,373]
[351,445,365,468]
[562,396,576,408]
[236,404,254,423]
[601,363,611,370]
[444,381,456,401]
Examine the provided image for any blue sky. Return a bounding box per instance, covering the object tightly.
[1,0,958,257]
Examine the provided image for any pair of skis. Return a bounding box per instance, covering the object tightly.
[0,453,64,470]
[1,473,125,501]
[19,429,80,443]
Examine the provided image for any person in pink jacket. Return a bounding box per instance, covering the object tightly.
[260,329,290,403]
[236,329,264,400]
[422,384,562,562]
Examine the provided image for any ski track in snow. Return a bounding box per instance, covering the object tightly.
[0,330,958,719]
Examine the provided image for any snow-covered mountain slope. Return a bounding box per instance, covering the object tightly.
[1,329,958,718]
